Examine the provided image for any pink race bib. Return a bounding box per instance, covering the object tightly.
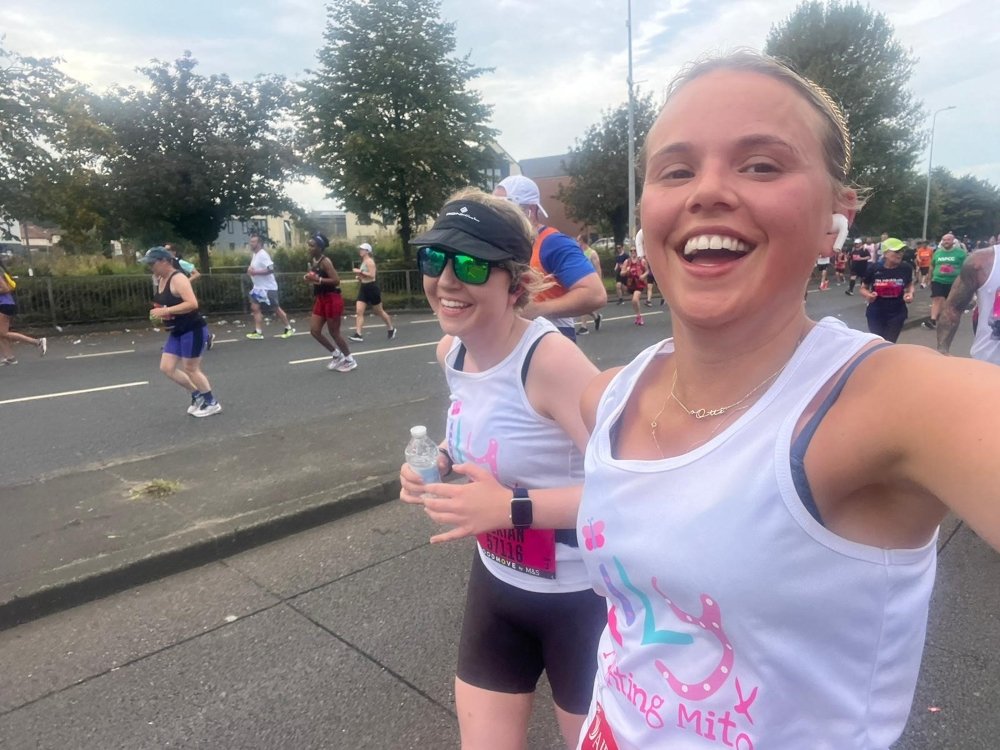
[581,702,621,750]
[477,528,556,579]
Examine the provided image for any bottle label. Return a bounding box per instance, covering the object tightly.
[477,528,557,579]
[414,464,440,485]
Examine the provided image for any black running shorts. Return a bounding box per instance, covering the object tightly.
[357,281,383,307]
[456,551,607,714]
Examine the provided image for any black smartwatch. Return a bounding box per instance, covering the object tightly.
[510,487,532,530]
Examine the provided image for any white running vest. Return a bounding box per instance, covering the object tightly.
[577,317,937,750]
[444,317,590,593]
[970,247,1000,364]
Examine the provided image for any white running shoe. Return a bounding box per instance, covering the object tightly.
[38,337,47,356]
[334,356,358,372]
[187,393,204,415]
[326,351,346,370]
[192,400,222,418]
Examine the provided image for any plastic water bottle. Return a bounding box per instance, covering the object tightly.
[405,425,441,485]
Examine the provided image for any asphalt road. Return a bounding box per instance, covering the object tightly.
[1,285,921,487]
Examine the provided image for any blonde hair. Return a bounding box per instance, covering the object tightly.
[443,187,549,308]
[653,50,865,210]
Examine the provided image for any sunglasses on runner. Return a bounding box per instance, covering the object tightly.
[417,246,503,285]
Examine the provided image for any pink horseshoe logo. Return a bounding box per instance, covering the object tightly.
[650,577,734,700]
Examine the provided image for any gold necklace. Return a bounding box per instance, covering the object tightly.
[650,397,748,458]
[669,362,787,420]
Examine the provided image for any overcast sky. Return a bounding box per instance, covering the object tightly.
[3,0,998,211]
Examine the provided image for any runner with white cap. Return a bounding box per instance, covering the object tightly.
[349,242,397,342]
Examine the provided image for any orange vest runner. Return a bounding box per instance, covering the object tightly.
[531,226,567,303]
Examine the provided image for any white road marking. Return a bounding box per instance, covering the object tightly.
[288,340,437,365]
[0,381,149,406]
[65,349,136,359]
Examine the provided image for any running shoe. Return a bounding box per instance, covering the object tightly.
[278,328,296,338]
[844,290,854,296]
[576,327,589,335]
[246,331,264,340]
[206,333,215,350]
[387,328,397,340]
[335,356,358,372]
[326,351,346,370]
[38,337,47,356]
[0,357,16,365]
[921,320,936,330]
[644,300,653,307]
[594,313,602,331]
[635,316,644,326]
[192,400,223,418]
[348,333,364,342]
[187,393,204,415]
[616,298,624,305]
[659,298,665,306]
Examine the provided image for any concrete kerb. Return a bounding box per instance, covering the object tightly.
[0,475,400,632]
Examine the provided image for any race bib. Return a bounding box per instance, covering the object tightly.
[477,528,556,579]
[940,264,955,275]
[581,702,621,750]
[873,279,903,298]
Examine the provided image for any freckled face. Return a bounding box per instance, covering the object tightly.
[640,70,839,328]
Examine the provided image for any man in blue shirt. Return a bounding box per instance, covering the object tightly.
[493,175,607,340]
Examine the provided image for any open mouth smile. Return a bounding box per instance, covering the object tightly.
[681,234,755,264]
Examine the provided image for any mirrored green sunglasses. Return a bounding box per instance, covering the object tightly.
[417,246,502,285]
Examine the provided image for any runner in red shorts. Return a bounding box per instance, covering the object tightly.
[305,233,356,372]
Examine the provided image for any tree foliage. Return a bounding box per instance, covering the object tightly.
[929,168,1000,241]
[558,93,658,244]
[765,1,924,234]
[95,52,298,268]
[300,0,497,254]
[0,40,75,226]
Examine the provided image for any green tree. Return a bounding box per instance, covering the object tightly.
[765,1,924,235]
[558,93,659,245]
[930,168,1000,240]
[300,0,496,256]
[0,40,74,226]
[96,52,299,269]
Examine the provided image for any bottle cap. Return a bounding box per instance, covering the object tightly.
[410,425,427,438]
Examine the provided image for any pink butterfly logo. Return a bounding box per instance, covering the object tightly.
[583,519,606,551]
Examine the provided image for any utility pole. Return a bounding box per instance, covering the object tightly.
[921,105,956,241]
[626,0,636,246]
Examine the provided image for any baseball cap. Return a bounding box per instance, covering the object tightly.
[358,242,373,254]
[409,200,532,263]
[881,237,906,253]
[853,237,862,244]
[494,175,549,218]
[139,246,173,264]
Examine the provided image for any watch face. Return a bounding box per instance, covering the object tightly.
[511,497,532,528]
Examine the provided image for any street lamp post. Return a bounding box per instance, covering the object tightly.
[921,105,956,242]
[626,0,636,246]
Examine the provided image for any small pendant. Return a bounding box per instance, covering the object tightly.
[650,420,658,430]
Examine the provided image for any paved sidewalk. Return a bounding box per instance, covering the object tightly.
[0,395,447,630]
